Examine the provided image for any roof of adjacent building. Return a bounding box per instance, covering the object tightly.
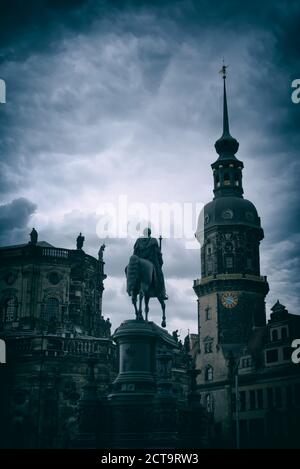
[0,241,54,250]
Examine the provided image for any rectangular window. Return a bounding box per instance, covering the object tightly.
[257,389,264,409]
[239,391,246,411]
[271,329,278,341]
[267,388,274,408]
[283,347,292,361]
[250,390,256,410]
[231,393,236,412]
[286,386,293,407]
[207,258,213,274]
[242,357,251,368]
[225,257,233,269]
[295,383,300,406]
[5,298,17,323]
[266,349,278,363]
[275,387,282,408]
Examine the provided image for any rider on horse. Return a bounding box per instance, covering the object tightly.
[126,227,168,327]
[133,227,168,300]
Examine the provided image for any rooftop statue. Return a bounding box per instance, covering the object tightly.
[29,228,38,245]
[76,232,85,250]
[98,243,105,260]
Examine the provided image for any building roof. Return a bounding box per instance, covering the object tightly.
[0,241,54,250]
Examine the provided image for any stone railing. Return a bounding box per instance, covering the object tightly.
[61,338,109,355]
[194,273,268,287]
[42,248,69,258]
[8,338,33,353]
[0,245,100,269]
[6,335,112,358]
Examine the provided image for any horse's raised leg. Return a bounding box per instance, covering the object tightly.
[159,298,166,328]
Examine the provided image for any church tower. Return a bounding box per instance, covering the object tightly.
[194,67,269,351]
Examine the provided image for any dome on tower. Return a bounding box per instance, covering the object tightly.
[195,197,263,246]
[203,196,262,230]
[215,132,239,158]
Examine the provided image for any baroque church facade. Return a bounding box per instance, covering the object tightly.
[193,70,300,448]
[0,233,114,448]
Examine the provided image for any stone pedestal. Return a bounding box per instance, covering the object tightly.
[73,318,212,449]
[111,320,158,395]
[106,319,178,448]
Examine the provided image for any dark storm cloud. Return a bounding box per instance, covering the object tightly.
[0,0,299,329]
[0,197,37,245]
[0,0,86,58]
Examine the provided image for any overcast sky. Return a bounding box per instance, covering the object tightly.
[0,0,299,338]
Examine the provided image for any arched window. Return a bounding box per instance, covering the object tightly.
[204,341,213,354]
[281,328,288,340]
[4,297,18,322]
[225,242,233,252]
[204,336,213,353]
[43,298,59,321]
[206,393,214,413]
[207,258,213,275]
[224,172,230,185]
[272,329,278,342]
[205,365,213,382]
[86,304,93,330]
[225,255,234,271]
[205,306,212,320]
[246,257,253,270]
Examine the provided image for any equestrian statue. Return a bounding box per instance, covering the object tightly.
[125,228,168,328]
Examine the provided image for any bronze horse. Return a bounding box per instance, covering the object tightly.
[126,254,166,328]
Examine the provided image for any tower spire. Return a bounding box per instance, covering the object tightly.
[221,64,230,136]
[212,64,244,198]
[214,64,239,158]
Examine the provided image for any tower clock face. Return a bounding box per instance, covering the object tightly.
[222,292,238,308]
